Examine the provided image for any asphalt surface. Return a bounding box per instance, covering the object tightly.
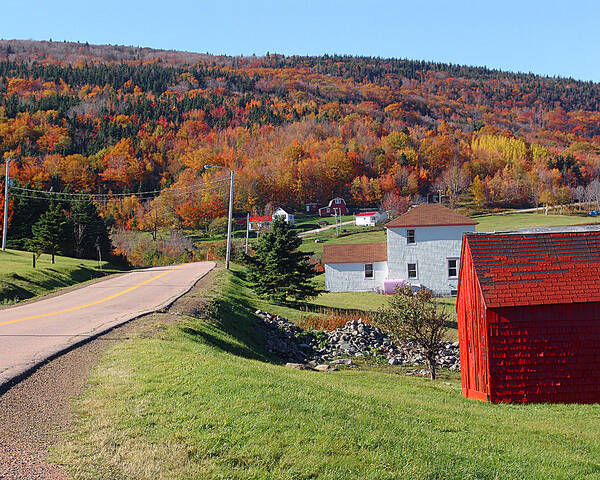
[0,261,215,389]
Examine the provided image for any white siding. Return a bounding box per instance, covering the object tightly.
[386,225,476,294]
[325,261,387,292]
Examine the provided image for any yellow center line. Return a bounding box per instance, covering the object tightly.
[0,264,185,327]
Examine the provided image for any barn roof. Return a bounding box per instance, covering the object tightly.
[386,203,477,228]
[465,230,600,308]
[323,242,387,264]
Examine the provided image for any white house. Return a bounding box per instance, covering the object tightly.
[323,204,477,294]
[355,211,387,227]
[272,207,295,225]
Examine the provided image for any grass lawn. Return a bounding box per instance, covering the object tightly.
[0,249,124,303]
[475,211,600,232]
[52,265,600,479]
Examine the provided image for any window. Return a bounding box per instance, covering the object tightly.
[407,263,417,279]
[364,263,374,279]
[407,229,415,244]
[448,258,458,278]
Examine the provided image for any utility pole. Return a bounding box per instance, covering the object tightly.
[245,212,249,255]
[2,157,10,252]
[226,169,234,269]
[204,165,235,269]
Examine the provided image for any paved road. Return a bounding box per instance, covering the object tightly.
[298,220,354,237]
[0,261,215,388]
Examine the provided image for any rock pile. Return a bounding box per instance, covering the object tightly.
[255,310,460,371]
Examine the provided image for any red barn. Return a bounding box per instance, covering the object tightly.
[457,229,600,404]
[319,197,347,217]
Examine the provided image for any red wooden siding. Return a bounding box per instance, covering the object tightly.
[488,303,600,403]
[457,240,490,401]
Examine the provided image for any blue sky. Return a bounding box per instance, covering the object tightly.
[2,0,600,81]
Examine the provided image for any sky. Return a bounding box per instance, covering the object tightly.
[2,0,600,81]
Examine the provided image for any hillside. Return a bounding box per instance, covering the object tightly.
[1,39,600,248]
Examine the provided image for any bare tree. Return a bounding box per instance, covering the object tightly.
[586,180,600,209]
[435,165,469,207]
[377,286,448,380]
[574,185,586,211]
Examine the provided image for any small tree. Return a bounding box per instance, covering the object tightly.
[208,216,229,236]
[377,285,448,380]
[28,203,72,264]
[247,217,320,303]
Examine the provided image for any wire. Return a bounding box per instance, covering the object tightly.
[8,176,231,203]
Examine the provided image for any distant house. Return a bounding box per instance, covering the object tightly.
[319,197,347,217]
[323,203,477,294]
[305,203,319,213]
[272,207,295,225]
[457,228,600,404]
[355,211,387,227]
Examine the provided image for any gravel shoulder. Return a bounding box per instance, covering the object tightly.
[0,267,219,480]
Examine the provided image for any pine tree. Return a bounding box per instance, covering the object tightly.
[71,199,112,259]
[247,218,320,303]
[27,203,72,264]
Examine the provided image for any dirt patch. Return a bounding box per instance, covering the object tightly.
[0,266,220,479]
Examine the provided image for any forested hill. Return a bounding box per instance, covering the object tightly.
[1,39,600,235]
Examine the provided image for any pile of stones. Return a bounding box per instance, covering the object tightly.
[255,310,460,371]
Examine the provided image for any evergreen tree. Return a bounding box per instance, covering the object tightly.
[27,203,72,264]
[71,199,112,259]
[247,218,320,303]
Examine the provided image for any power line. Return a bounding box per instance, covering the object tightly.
[8,176,231,203]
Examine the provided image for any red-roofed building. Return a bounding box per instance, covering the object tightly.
[457,229,600,404]
[355,211,387,226]
[319,197,347,217]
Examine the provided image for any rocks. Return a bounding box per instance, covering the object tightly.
[256,312,460,371]
[313,364,334,372]
[286,362,310,370]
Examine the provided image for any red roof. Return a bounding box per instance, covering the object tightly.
[465,231,600,308]
[356,212,378,217]
[249,216,272,222]
[386,203,477,228]
[323,242,387,264]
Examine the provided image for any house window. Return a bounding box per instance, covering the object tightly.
[407,229,415,244]
[448,258,458,278]
[364,263,374,279]
[407,263,417,279]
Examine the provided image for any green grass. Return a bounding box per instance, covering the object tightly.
[52,265,600,479]
[475,211,600,232]
[0,249,124,303]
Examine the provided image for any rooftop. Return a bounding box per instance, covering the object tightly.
[386,203,477,228]
[465,230,600,308]
[323,242,387,264]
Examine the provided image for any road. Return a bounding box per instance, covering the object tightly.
[298,220,354,237]
[0,261,215,388]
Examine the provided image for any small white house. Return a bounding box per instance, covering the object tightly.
[323,204,477,294]
[273,207,295,225]
[355,211,387,227]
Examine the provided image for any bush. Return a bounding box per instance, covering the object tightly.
[208,217,229,236]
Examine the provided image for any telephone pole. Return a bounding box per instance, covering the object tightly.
[245,212,249,255]
[2,157,10,252]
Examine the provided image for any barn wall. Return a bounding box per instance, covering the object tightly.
[325,262,387,292]
[387,225,475,294]
[488,302,600,403]
[457,241,490,401]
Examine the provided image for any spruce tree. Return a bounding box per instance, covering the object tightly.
[71,199,111,259]
[28,203,72,264]
[247,217,320,303]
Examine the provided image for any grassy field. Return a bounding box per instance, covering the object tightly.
[474,211,600,232]
[0,249,123,303]
[52,266,600,479]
